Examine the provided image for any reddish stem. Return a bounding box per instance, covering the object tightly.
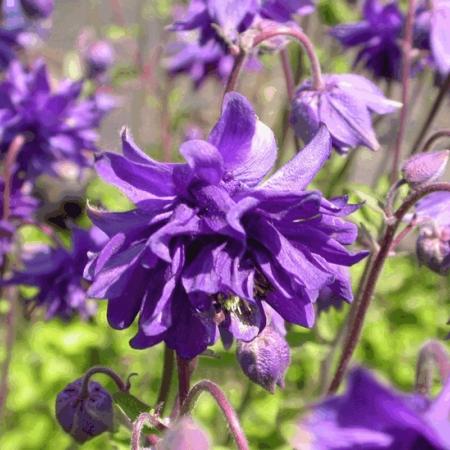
[280,48,295,100]
[80,366,128,399]
[420,129,450,153]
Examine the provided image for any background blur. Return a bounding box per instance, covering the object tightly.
[1,1,449,449]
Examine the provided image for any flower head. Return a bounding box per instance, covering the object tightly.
[401,150,449,188]
[55,377,114,444]
[0,60,110,180]
[8,226,106,320]
[291,73,400,153]
[414,192,450,275]
[294,368,450,449]
[331,0,404,80]
[86,92,366,359]
[83,40,115,81]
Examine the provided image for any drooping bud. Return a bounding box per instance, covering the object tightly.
[416,225,450,275]
[156,417,211,450]
[237,323,291,393]
[84,40,115,80]
[55,378,114,444]
[20,0,54,19]
[401,150,449,188]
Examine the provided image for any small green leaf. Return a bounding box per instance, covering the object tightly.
[113,391,150,422]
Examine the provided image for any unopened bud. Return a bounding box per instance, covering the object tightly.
[84,40,115,80]
[237,324,291,393]
[401,150,449,188]
[416,225,450,275]
[55,378,114,443]
[156,417,211,450]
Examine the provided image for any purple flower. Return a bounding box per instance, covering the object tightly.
[331,0,404,80]
[0,27,22,71]
[85,92,366,358]
[83,40,115,81]
[401,150,450,188]
[7,226,106,320]
[56,377,114,444]
[157,417,211,450]
[20,0,54,19]
[291,73,400,153]
[0,60,110,180]
[294,368,450,449]
[414,192,450,275]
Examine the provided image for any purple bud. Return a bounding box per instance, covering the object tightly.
[416,225,450,275]
[401,150,450,188]
[20,0,54,19]
[55,378,114,444]
[237,324,291,393]
[156,417,211,450]
[84,40,115,79]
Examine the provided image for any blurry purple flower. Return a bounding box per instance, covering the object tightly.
[294,368,450,449]
[237,306,291,392]
[0,60,110,180]
[414,192,450,275]
[56,377,114,444]
[291,73,401,153]
[0,27,22,71]
[331,0,404,80]
[401,150,449,188]
[260,0,315,21]
[85,92,366,359]
[6,227,106,320]
[20,0,54,19]
[83,40,115,81]
[156,417,211,450]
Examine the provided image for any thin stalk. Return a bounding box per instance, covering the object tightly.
[420,129,450,152]
[176,355,195,408]
[390,0,416,184]
[80,366,128,399]
[3,136,25,220]
[411,73,450,154]
[131,412,166,450]
[280,48,295,100]
[328,182,450,394]
[156,346,174,415]
[181,380,249,450]
[223,51,248,97]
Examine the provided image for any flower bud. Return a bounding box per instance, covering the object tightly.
[55,378,114,443]
[401,150,449,188]
[84,40,115,80]
[20,0,54,19]
[416,225,450,275]
[156,417,211,450]
[237,324,291,393]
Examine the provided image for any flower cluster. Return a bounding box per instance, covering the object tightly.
[85,92,366,358]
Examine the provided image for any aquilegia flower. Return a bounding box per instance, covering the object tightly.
[413,192,450,275]
[85,92,366,358]
[7,226,106,320]
[291,73,401,153]
[331,0,404,80]
[0,60,110,180]
[82,40,115,81]
[294,367,450,449]
[167,0,315,86]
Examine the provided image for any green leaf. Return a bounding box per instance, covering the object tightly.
[112,391,151,422]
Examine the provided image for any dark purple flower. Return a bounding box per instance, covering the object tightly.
[85,92,367,359]
[20,0,54,19]
[294,368,450,449]
[401,150,449,188]
[83,40,115,80]
[331,0,404,80]
[0,27,22,71]
[237,306,290,392]
[0,60,110,180]
[413,192,450,275]
[157,417,211,450]
[291,73,400,153]
[56,377,114,444]
[7,226,106,320]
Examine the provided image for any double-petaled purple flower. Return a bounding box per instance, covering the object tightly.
[331,0,404,80]
[413,192,450,275]
[294,368,450,449]
[291,74,401,153]
[6,227,106,320]
[85,92,366,358]
[0,60,110,181]
[168,0,315,86]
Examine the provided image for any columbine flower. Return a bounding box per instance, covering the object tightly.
[85,92,366,358]
[7,226,106,320]
[331,0,404,80]
[294,368,450,449]
[82,40,115,81]
[414,192,450,275]
[291,74,401,153]
[0,60,110,180]
[56,377,114,444]
[168,0,315,86]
